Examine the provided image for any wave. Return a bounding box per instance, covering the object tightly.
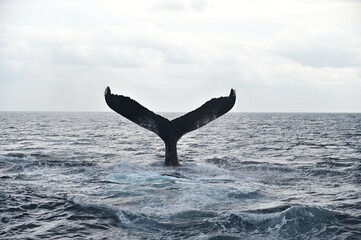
[69,196,160,232]
[222,205,346,239]
[68,197,351,240]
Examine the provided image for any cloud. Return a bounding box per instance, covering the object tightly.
[270,24,361,68]
[0,0,360,112]
[1,21,360,111]
[149,0,209,12]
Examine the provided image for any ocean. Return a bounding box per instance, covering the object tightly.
[0,112,360,239]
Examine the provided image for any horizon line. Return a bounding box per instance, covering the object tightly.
[1,110,360,114]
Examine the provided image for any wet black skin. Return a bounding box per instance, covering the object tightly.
[105,87,236,166]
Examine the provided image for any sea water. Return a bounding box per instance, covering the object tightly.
[0,112,360,239]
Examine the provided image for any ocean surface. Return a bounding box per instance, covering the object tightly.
[0,112,360,240]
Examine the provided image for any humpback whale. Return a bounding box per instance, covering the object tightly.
[104,87,236,166]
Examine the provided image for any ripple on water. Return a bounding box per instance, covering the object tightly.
[1,112,361,239]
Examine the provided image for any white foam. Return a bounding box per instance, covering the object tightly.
[97,160,263,216]
[71,195,131,223]
[104,172,177,184]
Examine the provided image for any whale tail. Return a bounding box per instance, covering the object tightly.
[105,87,236,166]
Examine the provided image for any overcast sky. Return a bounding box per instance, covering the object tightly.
[0,0,360,112]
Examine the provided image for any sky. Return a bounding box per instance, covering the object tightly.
[0,0,360,112]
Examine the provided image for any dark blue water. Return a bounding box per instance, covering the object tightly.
[1,112,360,239]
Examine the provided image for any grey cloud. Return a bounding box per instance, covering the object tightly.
[0,25,195,68]
[1,19,360,112]
[149,0,209,12]
[275,44,360,68]
[271,24,361,68]
[189,0,209,11]
[94,24,200,66]
[150,0,187,11]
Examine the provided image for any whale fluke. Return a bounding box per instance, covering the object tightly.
[105,87,236,166]
[104,87,170,139]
